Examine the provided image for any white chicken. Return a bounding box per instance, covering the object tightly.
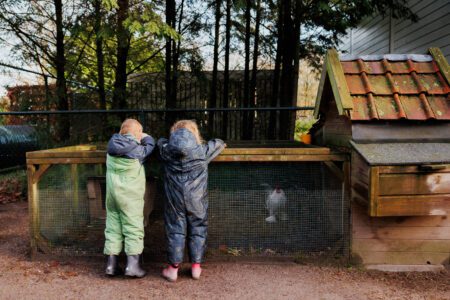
[262,184,288,223]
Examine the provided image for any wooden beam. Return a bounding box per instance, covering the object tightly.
[429,47,450,86]
[26,146,347,164]
[32,164,51,184]
[379,172,450,196]
[352,204,450,228]
[27,157,106,165]
[222,147,330,155]
[27,150,106,159]
[369,167,379,216]
[353,239,450,253]
[326,49,354,115]
[314,57,329,119]
[323,161,344,181]
[213,154,348,162]
[379,165,450,174]
[376,194,450,216]
[353,224,450,240]
[27,147,332,159]
[353,251,449,265]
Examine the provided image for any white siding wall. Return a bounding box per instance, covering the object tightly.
[339,0,450,60]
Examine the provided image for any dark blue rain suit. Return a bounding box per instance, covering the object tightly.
[157,129,225,264]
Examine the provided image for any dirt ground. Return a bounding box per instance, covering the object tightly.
[0,201,449,300]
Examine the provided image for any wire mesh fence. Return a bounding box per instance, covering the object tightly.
[32,156,349,261]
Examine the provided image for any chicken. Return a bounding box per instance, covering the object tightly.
[261,184,288,223]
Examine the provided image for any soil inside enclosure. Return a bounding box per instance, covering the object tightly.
[0,201,449,300]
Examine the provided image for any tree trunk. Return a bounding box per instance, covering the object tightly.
[209,0,221,136]
[290,0,302,139]
[242,0,252,140]
[94,0,106,110]
[112,0,130,110]
[54,0,69,140]
[165,0,176,127]
[172,0,185,116]
[279,0,294,140]
[93,0,107,139]
[269,0,284,140]
[222,0,231,139]
[250,0,261,139]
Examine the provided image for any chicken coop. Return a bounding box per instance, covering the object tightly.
[312,48,450,268]
[26,143,350,262]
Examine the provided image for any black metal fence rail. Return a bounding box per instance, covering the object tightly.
[0,107,315,115]
[0,107,316,154]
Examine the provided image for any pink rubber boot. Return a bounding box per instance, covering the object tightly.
[162,264,179,282]
[191,263,202,280]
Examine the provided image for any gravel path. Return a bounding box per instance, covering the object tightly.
[0,202,449,300]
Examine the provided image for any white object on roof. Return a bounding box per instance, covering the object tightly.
[340,54,433,62]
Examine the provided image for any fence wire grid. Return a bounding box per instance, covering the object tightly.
[34,160,350,261]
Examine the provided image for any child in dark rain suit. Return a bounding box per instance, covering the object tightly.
[157,120,225,282]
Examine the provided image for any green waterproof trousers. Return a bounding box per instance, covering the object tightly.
[104,154,146,255]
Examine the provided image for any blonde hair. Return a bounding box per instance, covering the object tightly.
[120,118,143,138]
[171,120,203,144]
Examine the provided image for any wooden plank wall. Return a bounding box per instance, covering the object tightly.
[339,0,450,61]
[320,87,353,148]
[394,0,449,58]
[351,151,370,208]
[352,203,450,265]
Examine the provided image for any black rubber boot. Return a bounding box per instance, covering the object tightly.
[125,254,146,278]
[105,255,121,276]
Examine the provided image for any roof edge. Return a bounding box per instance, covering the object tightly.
[429,47,450,86]
[325,49,354,115]
[314,49,354,118]
[340,54,433,62]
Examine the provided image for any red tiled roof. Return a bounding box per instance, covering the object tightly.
[340,55,450,120]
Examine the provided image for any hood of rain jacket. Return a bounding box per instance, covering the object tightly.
[107,133,155,164]
[158,128,224,173]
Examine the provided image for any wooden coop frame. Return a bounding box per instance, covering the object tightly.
[313,47,450,217]
[27,143,349,258]
[312,47,450,267]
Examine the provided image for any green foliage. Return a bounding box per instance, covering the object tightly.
[65,0,178,104]
[0,0,418,113]
[295,116,318,135]
[102,0,118,10]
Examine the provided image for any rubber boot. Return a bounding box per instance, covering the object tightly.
[191,263,202,280]
[125,254,146,278]
[105,255,121,276]
[162,264,179,282]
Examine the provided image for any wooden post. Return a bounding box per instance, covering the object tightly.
[27,164,38,259]
[27,163,52,259]
[369,167,380,216]
[343,160,351,257]
[71,164,79,212]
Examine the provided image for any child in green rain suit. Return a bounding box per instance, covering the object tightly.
[104,119,155,278]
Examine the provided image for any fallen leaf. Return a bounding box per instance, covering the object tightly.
[64,271,78,277]
[50,261,60,268]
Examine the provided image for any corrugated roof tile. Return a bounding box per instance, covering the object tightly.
[340,54,450,121]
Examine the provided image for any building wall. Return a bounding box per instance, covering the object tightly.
[340,0,450,60]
